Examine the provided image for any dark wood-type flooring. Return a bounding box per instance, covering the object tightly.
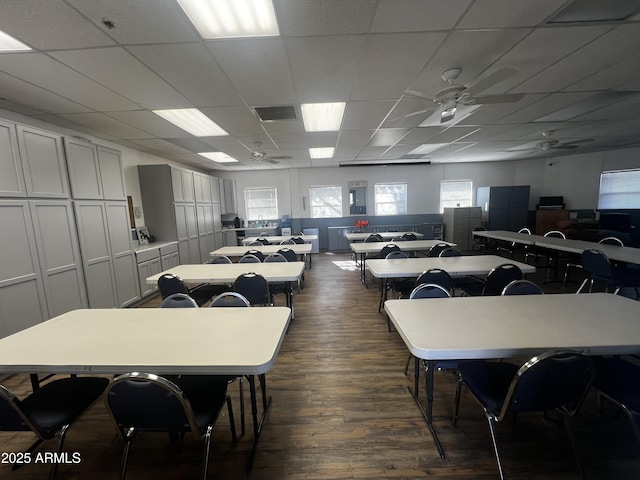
[1,249,639,479]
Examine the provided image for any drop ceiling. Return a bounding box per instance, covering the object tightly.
[1,0,640,171]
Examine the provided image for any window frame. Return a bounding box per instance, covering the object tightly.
[374,182,407,216]
[243,187,278,221]
[309,185,343,218]
[439,180,473,213]
[598,169,640,210]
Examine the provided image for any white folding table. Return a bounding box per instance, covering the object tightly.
[241,234,317,245]
[385,293,640,459]
[345,231,424,242]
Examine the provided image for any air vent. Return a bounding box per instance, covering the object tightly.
[548,0,640,23]
[254,105,297,121]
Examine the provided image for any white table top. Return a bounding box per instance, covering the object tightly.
[366,255,536,278]
[146,262,305,285]
[472,229,536,245]
[385,293,640,361]
[0,307,292,375]
[346,232,424,241]
[211,244,312,257]
[242,235,317,245]
[351,240,453,255]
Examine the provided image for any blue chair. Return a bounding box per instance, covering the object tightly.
[413,268,453,296]
[238,254,262,264]
[577,249,640,296]
[453,350,594,480]
[233,272,270,306]
[243,249,265,262]
[156,273,215,306]
[265,253,292,307]
[160,293,199,308]
[428,243,451,257]
[461,263,523,296]
[209,255,232,264]
[210,291,251,307]
[438,247,463,257]
[501,279,544,296]
[105,373,236,480]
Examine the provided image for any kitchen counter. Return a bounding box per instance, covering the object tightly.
[134,241,178,254]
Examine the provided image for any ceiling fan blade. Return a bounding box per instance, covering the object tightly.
[465,93,525,105]
[263,158,280,164]
[404,89,438,102]
[269,155,292,160]
[566,138,595,145]
[403,107,436,119]
[466,68,518,96]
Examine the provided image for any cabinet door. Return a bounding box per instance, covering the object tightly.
[0,120,26,197]
[0,201,48,338]
[29,200,88,317]
[98,146,126,200]
[171,167,186,202]
[223,178,236,214]
[17,126,69,198]
[137,261,154,297]
[161,252,180,270]
[64,138,103,199]
[218,178,226,213]
[211,176,221,204]
[106,202,140,307]
[212,203,222,249]
[74,201,118,308]
[175,203,200,264]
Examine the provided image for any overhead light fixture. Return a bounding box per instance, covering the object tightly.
[339,160,431,167]
[198,152,238,163]
[440,103,457,123]
[309,147,335,159]
[152,109,228,136]
[301,102,346,132]
[177,0,279,39]
[0,30,31,51]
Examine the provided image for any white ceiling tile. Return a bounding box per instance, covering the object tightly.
[368,129,409,147]
[342,101,398,130]
[201,106,264,136]
[128,43,244,107]
[458,0,569,28]
[57,112,154,139]
[338,130,374,147]
[50,48,190,109]
[399,127,446,145]
[104,111,189,138]
[371,0,472,32]
[275,0,377,36]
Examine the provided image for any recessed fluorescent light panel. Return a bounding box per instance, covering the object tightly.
[309,147,335,159]
[0,30,31,51]
[177,0,279,39]
[199,152,238,163]
[301,102,346,132]
[153,109,228,137]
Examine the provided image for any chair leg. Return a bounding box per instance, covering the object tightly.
[120,428,136,480]
[238,377,246,437]
[563,415,586,480]
[485,414,506,480]
[576,277,590,294]
[404,353,413,375]
[201,425,213,480]
[225,395,237,442]
[453,378,463,428]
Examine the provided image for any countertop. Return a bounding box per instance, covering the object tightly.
[133,241,177,254]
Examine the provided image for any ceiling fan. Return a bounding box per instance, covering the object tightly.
[248,142,292,164]
[509,131,595,153]
[403,67,524,123]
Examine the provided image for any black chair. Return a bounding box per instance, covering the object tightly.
[256,237,271,245]
[453,350,594,480]
[577,249,640,296]
[472,226,490,250]
[364,233,383,243]
[501,279,544,296]
[378,251,412,313]
[428,243,451,257]
[105,373,236,480]
[209,255,232,264]
[592,356,640,450]
[401,232,417,241]
[243,249,265,262]
[438,247,463,257]
[157,273,215,307]
[461,263,523,296]
[279,239,295,245]
[210,291,251,307]
[265,253,292,307]
[233,272,270,306]
[238,254,262,264]
[277,247,297,263]
[378,243,401,259]
[497,227,531,260]
[247,241,263,246]
[160,292,199,308]
[413,268,453,296]
[564,236,624,284]
[0,376,108,479]
[290,236,305,244]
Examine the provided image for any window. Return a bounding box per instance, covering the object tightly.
[598,169,640,209]
[440,180,473,212]
[374,183,407,215]
[310,185,342,218]
[244,187,278,220]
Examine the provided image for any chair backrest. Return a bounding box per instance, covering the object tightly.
[265,252,287,263]
[248,241,263,246]
[210,292,251,307]
[290,236,304,244]
[401,233,417,241]
[233,272,270,305]
[364,234,383,243]
[160,293,199,308]
[239,254,262,264]
[280,239,295,245]
[416,268,453,292]
[256,237,271,245]
[277,248,297,263]
[599,236,624,246]
[351,228,363,233]
[409,283,451,299]
[501,279,544,296]
[428,243,451,257]
[498,350,594,419]
[105,373,198,435]
[517,227,532,234]
[379,243,401,258]
[386,251,409,259]
[157,274,189,299]
[439,247,463,257]
[544,230,566,239]
[0,385,32,432]
[259,232,271,237]
[483,263,523,295]
[243,249,265,262]
[209,255,232,264]
[581,249,612,281]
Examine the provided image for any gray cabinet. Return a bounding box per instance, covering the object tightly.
[16,126,69,199]
[222,178,237,214]
[0,120,26,198]
[0,200,49,338]
[196,203,215,263]
[477,185,530,231]
[106,202,139,307]
[328,226,352,252]
[174,202,200,264]
[160,243,179,270]
[136,248,162,298]
[443,207,482,250]
[194,172,212,204]
[64,138,126,200]
[171,166,195,203]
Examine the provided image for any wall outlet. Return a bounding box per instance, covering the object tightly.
[134,206,142,218]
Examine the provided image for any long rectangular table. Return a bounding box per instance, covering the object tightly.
[211,244,313,267]
[385,293,640,459]
[346,231,424,242]
[351,240,455,283]
[367,255,536,311]
[0,307,292,474]
[241,234,317,245]
[147,263,305,316]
